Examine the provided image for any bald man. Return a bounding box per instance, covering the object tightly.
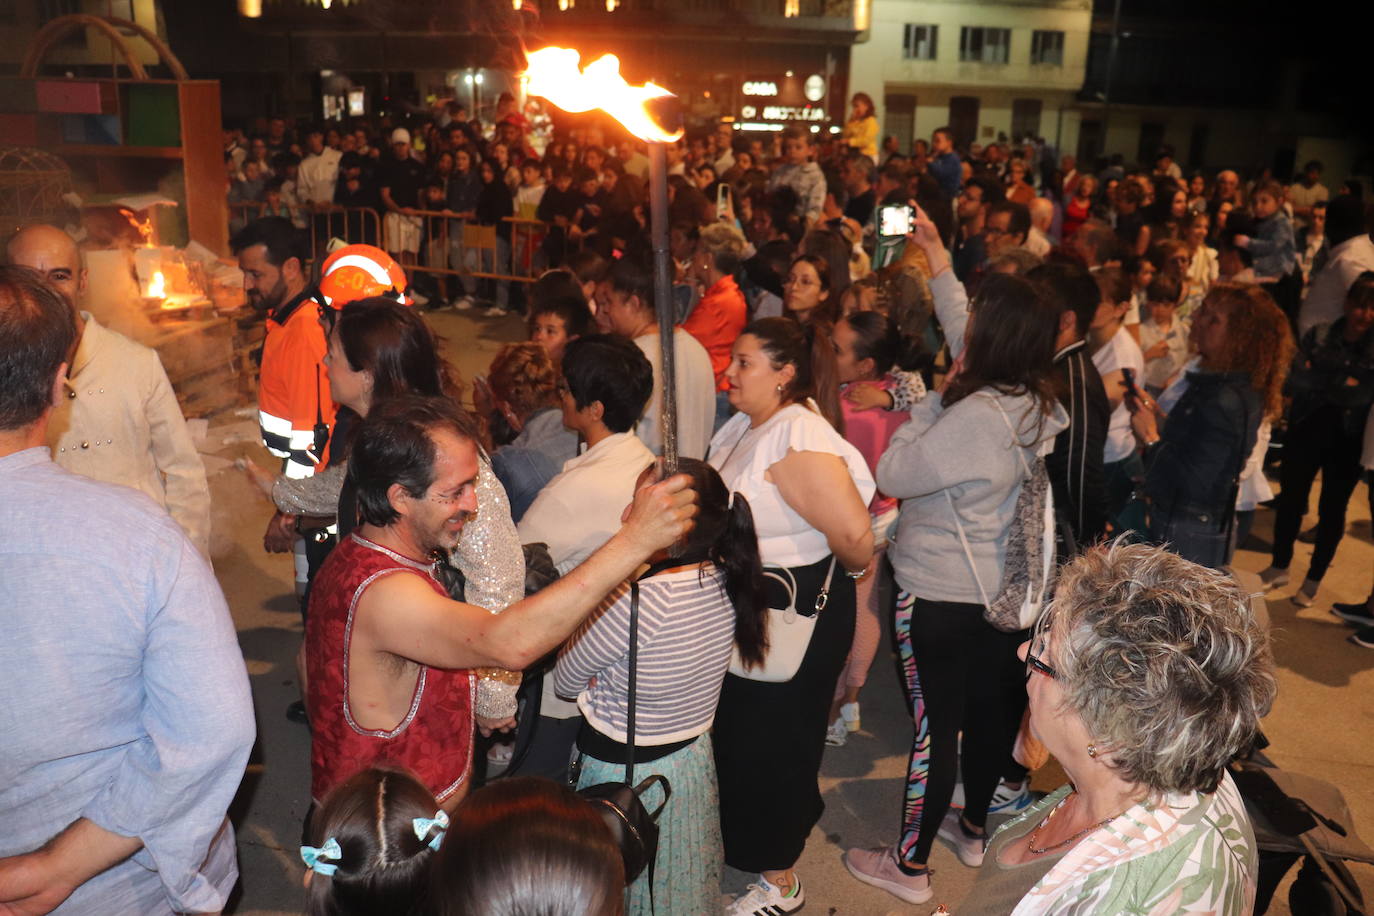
[6,224,211,557]
[1027,197,1055,257]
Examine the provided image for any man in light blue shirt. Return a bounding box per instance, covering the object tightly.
[0,265,255,914]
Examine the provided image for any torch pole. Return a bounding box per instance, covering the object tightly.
[648,140,678,475]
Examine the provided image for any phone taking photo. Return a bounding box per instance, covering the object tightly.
[716,183,732,220]
[878,203,914,239]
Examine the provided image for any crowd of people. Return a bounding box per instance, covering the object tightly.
[3,89,1373,915]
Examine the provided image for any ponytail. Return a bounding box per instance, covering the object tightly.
[671,459,768,669]
[712,492,768,669]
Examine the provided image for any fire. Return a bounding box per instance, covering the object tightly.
[148,270,166,299]
[120,208,155,247]
[522,48,683,143]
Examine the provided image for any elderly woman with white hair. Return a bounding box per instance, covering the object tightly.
[961,542,1276,915]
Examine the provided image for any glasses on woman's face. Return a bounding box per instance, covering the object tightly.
[1025,623,1058,682]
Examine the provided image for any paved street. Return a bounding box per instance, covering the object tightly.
[208,310,1374,915]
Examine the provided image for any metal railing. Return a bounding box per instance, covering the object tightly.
[228,202,546,286]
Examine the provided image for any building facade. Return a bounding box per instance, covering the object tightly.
[849,0,1091,155]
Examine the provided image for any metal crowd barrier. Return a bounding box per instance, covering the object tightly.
[228,202,548,286]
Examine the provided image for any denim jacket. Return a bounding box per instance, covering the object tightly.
[1144,370,1260,523]
[1247,211,1296,279]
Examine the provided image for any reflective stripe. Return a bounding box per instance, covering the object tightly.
[325,254,396,287]
[284,451,319,479]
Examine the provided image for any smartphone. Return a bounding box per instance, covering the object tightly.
[716,183,732,221]
[1121,367,1141,400]
[878,203,914,239]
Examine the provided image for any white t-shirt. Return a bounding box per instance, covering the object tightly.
[708,402,875,568]
[1092,326,1146,464]
[634,329,716,461]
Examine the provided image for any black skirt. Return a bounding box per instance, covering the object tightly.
[713,553,856,872]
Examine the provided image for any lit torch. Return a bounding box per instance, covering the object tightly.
[522,47,685,472]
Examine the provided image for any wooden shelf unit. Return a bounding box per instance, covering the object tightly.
[1,77,229,255]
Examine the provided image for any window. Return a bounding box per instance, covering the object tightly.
[885,93,917,154]
[1031,30,1064,66]
[902,24,938,61]
[948,96,980,148]
[1011,99,1042,142]
[1137,122,1166,169]
[959,27,1010,64]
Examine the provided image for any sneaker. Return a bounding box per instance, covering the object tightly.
[1292,579,1319,608]
[1348,627,1374,649]
[840,701,861,733]
[409,289,430,307]
[937,807,987,867]
[825,715,848,747]
[484,305,508,317]
[843,845,934,905]
[1259,566,1290,591]
[988,780,1035,815]
[451,295,475,310]
[1332,602,1374,627]
[725,876,804,916]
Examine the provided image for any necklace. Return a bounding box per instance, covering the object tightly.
[1025,792,1128,856]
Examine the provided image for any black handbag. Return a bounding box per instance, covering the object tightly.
[577,580,672,885]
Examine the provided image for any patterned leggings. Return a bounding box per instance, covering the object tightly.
[894,591,1027,867]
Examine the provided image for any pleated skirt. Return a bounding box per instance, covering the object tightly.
[576,733,723,916]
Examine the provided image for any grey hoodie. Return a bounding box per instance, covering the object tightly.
[876,268,1068,605]
[879,389,1067,604]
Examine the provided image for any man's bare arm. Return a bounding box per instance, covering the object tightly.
[0,820,143,916]
[358,473,696,671]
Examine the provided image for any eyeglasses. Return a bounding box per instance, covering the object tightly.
[1025,623,1058,682]
[1026,647,1058,682]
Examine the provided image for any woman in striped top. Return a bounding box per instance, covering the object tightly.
[554,458,768,916]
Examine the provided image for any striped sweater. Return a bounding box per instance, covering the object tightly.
[553,565,736,746]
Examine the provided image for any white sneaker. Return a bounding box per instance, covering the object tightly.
[840,701,861,732]
[825,716,848,747]
[484,305,508,317]
[937,807,987,867]
[726,876,804,916]
[451,295,475,310]
[988,780,1035,815]
[409,289,430,307]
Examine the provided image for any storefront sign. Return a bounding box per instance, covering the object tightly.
[762,105,826,121]
[742,81,778,96]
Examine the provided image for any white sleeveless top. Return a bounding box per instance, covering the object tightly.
[708,402,876,569]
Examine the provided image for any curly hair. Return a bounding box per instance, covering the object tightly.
[1042,541,1276,796]
[487,342,560,420]
[1197,283,1294,419]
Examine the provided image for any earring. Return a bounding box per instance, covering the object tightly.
[1087,744,1099,759]
[775,384,784,394]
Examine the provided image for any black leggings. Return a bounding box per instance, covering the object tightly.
[895,594,1026,867]
[1271,407,1365,581]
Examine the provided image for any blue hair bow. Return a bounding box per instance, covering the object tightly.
[300,837,342,876]
[412,809,450,851]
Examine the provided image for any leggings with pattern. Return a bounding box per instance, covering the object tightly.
[894,591,1028,867]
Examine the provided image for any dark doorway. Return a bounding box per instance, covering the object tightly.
[948,96,980,148]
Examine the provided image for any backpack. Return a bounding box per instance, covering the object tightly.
[946,397,1057,633]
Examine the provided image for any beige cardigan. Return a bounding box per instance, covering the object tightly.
[48,314,211,557]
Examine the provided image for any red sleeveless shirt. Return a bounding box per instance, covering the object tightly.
[305,533,475,803]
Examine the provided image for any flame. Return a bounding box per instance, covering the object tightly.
[148,270,166,299]
[120,208,155,247]
[522,48,682,143]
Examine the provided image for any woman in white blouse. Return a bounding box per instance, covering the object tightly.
[710,317,875,916]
